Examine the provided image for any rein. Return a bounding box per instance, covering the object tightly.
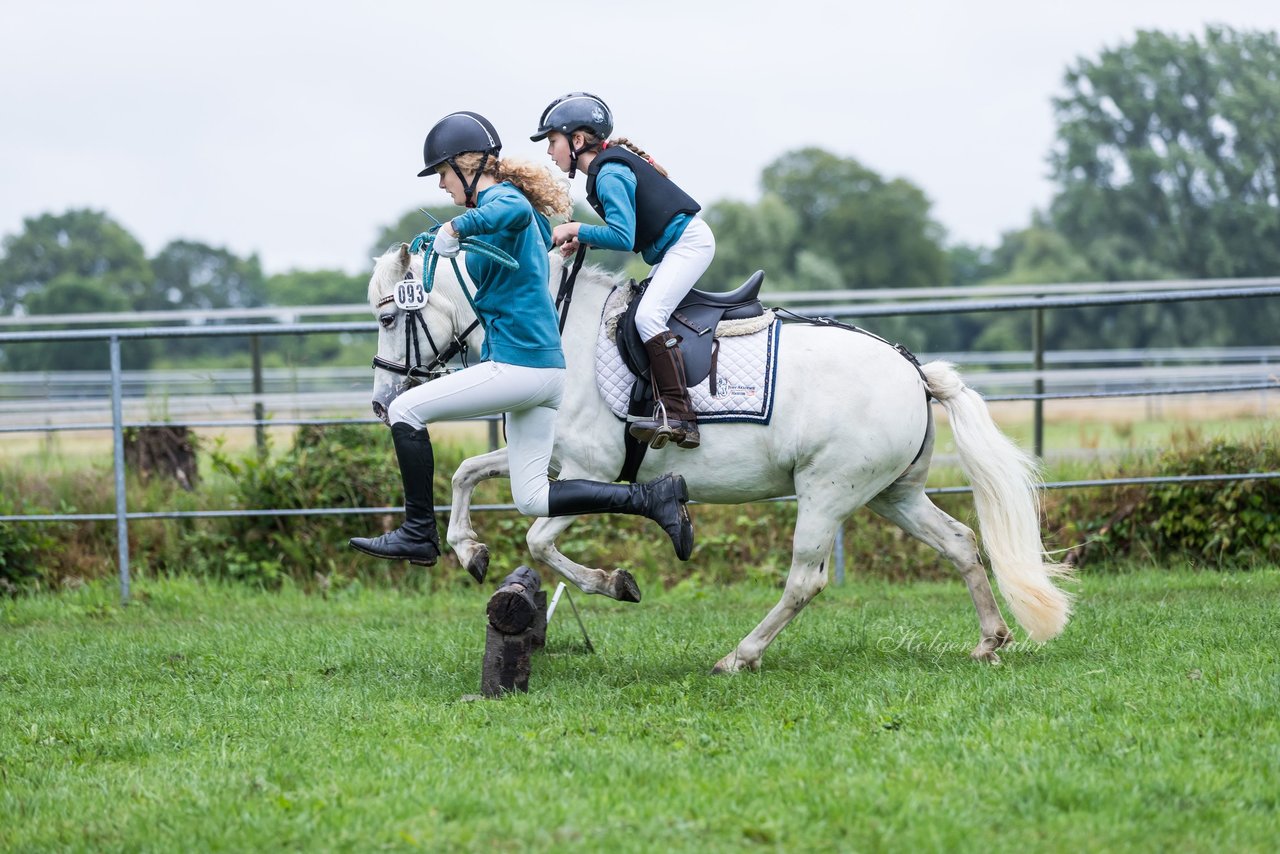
[555,243,588,334]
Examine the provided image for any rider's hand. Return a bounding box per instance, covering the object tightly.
[433,224,461,258]
[553,221,582,258]
[552,221,581,247]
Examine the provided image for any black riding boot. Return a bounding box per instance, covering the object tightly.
[547,473,694,561]
[349,422,442,565]
[629,330,700,450]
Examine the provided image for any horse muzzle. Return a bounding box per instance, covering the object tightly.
[372,369,456,425]
[372,382,405,426]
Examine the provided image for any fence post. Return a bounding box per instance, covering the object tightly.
[110,336,131,604]
[1032,304,1045,458]
[251,334,265,455]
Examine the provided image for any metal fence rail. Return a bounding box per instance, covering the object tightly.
[1,281,1277,601]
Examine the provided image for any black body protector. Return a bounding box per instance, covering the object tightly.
[585,147,702,251]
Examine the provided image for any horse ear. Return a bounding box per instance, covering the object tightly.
[398,243,411,267]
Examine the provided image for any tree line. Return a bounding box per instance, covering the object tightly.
[2,25,1278,371]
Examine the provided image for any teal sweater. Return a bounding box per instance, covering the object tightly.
[450,183,565,369]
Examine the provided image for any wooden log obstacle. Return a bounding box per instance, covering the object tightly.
[474,567,594,699]
[480,566,545,697]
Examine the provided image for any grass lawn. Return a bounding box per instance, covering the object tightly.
[2,567,1278,851]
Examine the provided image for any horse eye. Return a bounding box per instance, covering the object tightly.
[379,313,396,328]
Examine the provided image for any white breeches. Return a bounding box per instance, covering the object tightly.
[635,217,716,341]
[388,361,564,516]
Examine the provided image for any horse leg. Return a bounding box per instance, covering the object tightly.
[868,489,1013,662]
[712,496,841,674]
[525,516,643,602]
[445,448,509,583]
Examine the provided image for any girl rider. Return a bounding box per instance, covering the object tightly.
[533,92,715,451]
[350,111,694,568]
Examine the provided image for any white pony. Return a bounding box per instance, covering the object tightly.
[368,244,1073,673]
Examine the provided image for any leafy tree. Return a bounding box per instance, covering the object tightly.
[141,241,268,361]
[0,209,152,315]
[761,148,947,288]
[1051,26,1280,280]
[146,240,266,311]
[1047,25,1280,346]
[267,269,366,307]
[701,194,801,291]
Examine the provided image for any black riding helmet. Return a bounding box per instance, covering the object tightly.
[418,111,502,208]
[531,92,613,178]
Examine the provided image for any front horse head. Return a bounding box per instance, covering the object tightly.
[367,243,481,424]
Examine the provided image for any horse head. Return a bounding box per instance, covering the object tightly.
[366,243,480,424]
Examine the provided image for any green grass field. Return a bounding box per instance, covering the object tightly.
[3,567,1277,851]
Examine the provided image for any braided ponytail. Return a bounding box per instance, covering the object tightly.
[605,138,670,177]
[579,133,671,177]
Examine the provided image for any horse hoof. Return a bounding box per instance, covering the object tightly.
[612,570,642,603]
[466,545,490,584]
[711,653,754,674]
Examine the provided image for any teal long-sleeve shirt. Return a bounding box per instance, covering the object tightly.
[450,183,565,369]
[577,162,692,265]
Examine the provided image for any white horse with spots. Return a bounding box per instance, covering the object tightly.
[368,245,1073,672]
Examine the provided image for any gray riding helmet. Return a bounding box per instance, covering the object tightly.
[530,92,614,142]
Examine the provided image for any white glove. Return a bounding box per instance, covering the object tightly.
[433,227,461,258]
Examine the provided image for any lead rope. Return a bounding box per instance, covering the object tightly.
[407,228,519,322]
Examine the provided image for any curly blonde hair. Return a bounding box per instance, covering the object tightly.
[452,153,572,218]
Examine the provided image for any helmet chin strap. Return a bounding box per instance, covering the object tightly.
[449,151,492,207]
[568,137,601,179]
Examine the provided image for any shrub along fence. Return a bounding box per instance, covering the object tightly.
[1,282,1278,601]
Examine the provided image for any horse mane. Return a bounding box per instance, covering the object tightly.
[546,249,626,293]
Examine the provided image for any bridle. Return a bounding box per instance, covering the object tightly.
[371,295,481,386]
[369,232,515,397]
[371,289,480,387]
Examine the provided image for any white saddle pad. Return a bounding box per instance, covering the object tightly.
[594,283,780,425]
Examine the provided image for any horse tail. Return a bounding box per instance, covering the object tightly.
[920,360,1073,642]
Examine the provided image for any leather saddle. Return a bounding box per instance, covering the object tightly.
[616,270,766,385]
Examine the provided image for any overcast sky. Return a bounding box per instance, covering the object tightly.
[3,1,1278,276]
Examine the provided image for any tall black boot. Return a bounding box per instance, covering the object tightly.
[349,422,441,566]
[547,473,694,561]
[629,331,700,450]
